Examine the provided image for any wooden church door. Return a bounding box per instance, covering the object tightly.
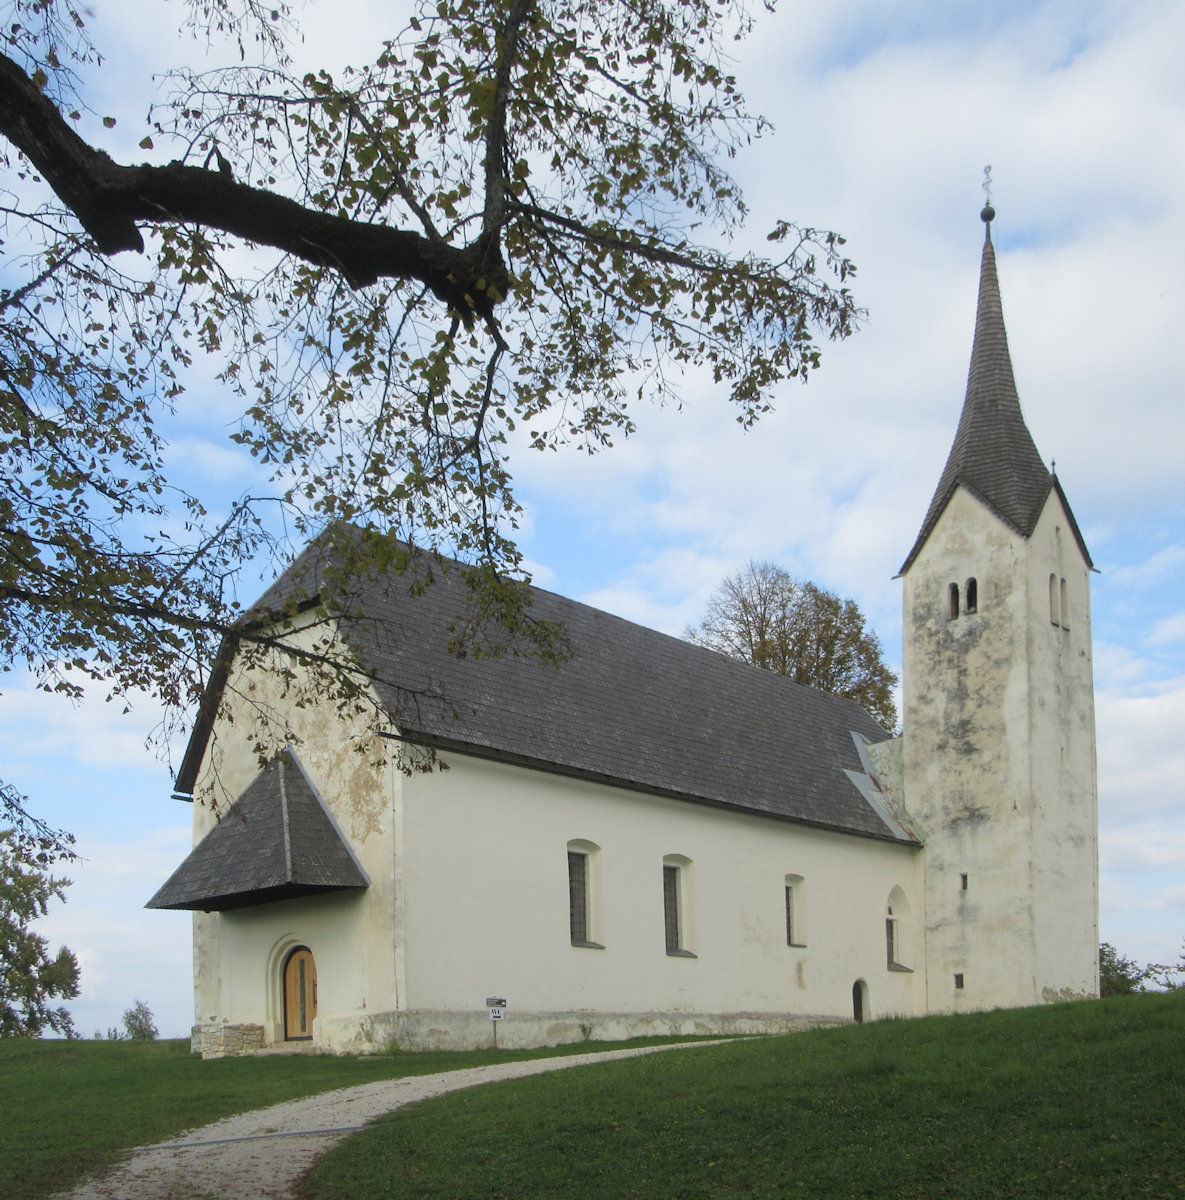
[283,947,318,1040]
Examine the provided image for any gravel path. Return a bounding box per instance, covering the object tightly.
[53,1040,727,1200]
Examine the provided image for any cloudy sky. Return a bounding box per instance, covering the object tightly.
[2,0,1182,1037]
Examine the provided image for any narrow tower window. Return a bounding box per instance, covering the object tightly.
[948,582,960,620]
[965,578,978,613]
[1060,578,1070,630]
[1049,574,1060,626]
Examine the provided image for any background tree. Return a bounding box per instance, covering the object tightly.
[0,784,80,1037]
[0,0,858,811]
[685,560,898,729]
[120,1000,158,1041]
[1099,942,1146,997]
[1098,941,1185,996]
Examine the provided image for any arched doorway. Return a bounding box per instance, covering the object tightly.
[852,978,869,1024]
[283,946,318,1041]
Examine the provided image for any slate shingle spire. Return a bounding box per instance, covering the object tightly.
[899,208,1057,575]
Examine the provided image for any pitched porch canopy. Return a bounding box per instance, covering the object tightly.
[147,749,369,912]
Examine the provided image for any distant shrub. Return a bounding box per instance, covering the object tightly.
[121,1001,158,1041]
[1100,940,1185,996]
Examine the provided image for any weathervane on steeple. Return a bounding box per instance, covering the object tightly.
[981,165,995,228]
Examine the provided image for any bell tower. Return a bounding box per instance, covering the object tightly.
[898,206,1098,1012]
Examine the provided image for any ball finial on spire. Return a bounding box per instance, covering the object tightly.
[981,164,995,225]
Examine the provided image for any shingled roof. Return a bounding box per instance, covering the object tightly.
[175,531,913,846]
[148,749,370,911]
[900,214,1091,575]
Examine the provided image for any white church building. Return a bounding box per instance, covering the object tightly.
[150,210,1100,1057]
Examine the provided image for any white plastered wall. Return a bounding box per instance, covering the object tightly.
[394,751,924,1044]
[189,618,401,1052]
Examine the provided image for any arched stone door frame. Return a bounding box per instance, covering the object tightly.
[852,977,870,1024]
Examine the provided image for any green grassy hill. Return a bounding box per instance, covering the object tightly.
[299,995,1185,1200]
[4,995,1183,1200]
[0,1033,684,1199]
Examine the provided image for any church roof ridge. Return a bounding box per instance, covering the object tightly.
[899,211,1062,575]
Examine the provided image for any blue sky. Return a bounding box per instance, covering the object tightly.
[3,0,1183,1036]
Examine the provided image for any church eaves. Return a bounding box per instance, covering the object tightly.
[899,209,1083,575]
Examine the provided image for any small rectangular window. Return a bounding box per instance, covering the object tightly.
[960,873,969,891]
[954,973,965,990]
[785,884,795,946]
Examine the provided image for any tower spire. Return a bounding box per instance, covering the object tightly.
[899,207,1053,575]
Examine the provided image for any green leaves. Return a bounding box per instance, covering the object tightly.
[0,0,860,812]
[0,791,80,1038]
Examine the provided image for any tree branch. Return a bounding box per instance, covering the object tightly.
[0,51,508,320]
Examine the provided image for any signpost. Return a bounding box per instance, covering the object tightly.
[485,997,507,1046]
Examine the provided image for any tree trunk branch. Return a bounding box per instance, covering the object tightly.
[0,52,508,319]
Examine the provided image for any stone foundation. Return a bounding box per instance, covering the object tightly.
[195,1023,267,1059]
[322,1009,848,1054]
[190,1010,848,1058]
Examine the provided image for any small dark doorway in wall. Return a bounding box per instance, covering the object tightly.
[283,946,317,1040]
[852,979,868,1024]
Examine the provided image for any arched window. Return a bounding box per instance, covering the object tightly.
[948,582,960,620]
[965,577,978,613]
[885,886,913,972]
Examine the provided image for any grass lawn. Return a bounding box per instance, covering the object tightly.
[0,1034,707,1200]
[297,993,1185,1200]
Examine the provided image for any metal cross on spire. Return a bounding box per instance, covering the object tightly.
[980,164,995,227]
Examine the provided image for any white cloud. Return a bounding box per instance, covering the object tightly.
[0,677,171,774]
[1096,682,1185,819]
[1101,820,1185,871]
[1147,615,1185,647]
